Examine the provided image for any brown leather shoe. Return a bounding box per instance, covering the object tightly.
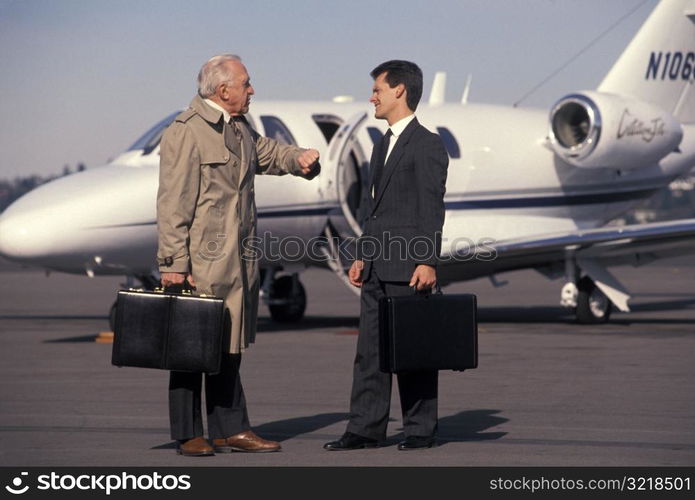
[176,436,215,456]
[212,430,281,453]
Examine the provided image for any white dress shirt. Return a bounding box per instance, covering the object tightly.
[384,114,415,162]
[372,114,416,197]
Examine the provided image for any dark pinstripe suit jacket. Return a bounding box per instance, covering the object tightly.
[357,117,449,282]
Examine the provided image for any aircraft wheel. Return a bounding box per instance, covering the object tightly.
[576,276,612,324]
[268,275,306,323]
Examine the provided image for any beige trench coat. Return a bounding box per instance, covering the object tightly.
[157,96,311,353]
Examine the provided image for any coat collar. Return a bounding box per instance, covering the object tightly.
[190,95,225,125]
[189,95,244,161]
[389,114,416,139]
[204,98,231,123]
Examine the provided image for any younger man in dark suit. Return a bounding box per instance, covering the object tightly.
[325,60,449,451]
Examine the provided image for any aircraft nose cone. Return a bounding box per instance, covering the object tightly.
[0,164,159,272]
[0,177,83,265]
[0,211,27,260]
[0,206,49,263]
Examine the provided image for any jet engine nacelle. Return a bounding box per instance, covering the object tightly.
[548,91,683,169]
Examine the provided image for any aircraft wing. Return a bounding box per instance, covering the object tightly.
[440,218,695,286]
[492,218,695,265]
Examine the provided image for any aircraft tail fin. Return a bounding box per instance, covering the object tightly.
[598,0,695,122]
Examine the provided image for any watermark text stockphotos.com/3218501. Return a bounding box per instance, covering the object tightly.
[198,231,498,264]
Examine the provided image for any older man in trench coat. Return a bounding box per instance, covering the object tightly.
[157,54,320,456]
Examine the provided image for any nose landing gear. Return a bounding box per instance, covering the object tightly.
[267,274,307,323]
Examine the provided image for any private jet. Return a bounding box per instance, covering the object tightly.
[0,0,693,327]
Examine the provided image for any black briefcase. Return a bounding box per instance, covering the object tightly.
[379,292,478,373]
[111,288,228,373]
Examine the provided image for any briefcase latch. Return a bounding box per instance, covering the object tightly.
[153,287,193,295]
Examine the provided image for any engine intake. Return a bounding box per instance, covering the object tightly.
[548,91,682,169]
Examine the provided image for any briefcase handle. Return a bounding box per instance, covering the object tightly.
[411,282,443,296]
[157,279,196,295]
[156,281,218,299]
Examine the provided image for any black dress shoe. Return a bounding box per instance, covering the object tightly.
[397,436,436,451]
[324,432,379,451]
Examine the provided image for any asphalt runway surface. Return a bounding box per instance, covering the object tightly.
[0,256,693,467]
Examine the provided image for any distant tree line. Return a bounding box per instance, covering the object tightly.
[0,163,86,213]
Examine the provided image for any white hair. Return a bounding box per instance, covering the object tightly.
[197,54,242,98]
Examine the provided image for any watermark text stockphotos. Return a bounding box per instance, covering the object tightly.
[198,231,497,263]
[4,471,191,496]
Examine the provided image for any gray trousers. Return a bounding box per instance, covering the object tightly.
[168,353,250,441]
[346,269,438,440]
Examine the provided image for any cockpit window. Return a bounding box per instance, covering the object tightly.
[128,111,179,155]
[259,115,297,145]
[436,127,461,158]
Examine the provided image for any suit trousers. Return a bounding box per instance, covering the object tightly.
[168,353,250,441]
[346,268,438,440]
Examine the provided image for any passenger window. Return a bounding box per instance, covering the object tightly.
[260,116,297,145]
[312,114,342,143]
[436,127,461,158]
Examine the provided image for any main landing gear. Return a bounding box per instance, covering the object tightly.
[561,275,613,324]
[575,276,612,324]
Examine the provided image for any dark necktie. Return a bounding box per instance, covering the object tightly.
[229,116,243,141]
[223,117,241,153]
[372,129,393,195]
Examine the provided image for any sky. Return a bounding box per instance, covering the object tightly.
[0,0,656,179]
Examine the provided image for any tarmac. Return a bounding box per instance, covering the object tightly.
[0,255,693,467]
